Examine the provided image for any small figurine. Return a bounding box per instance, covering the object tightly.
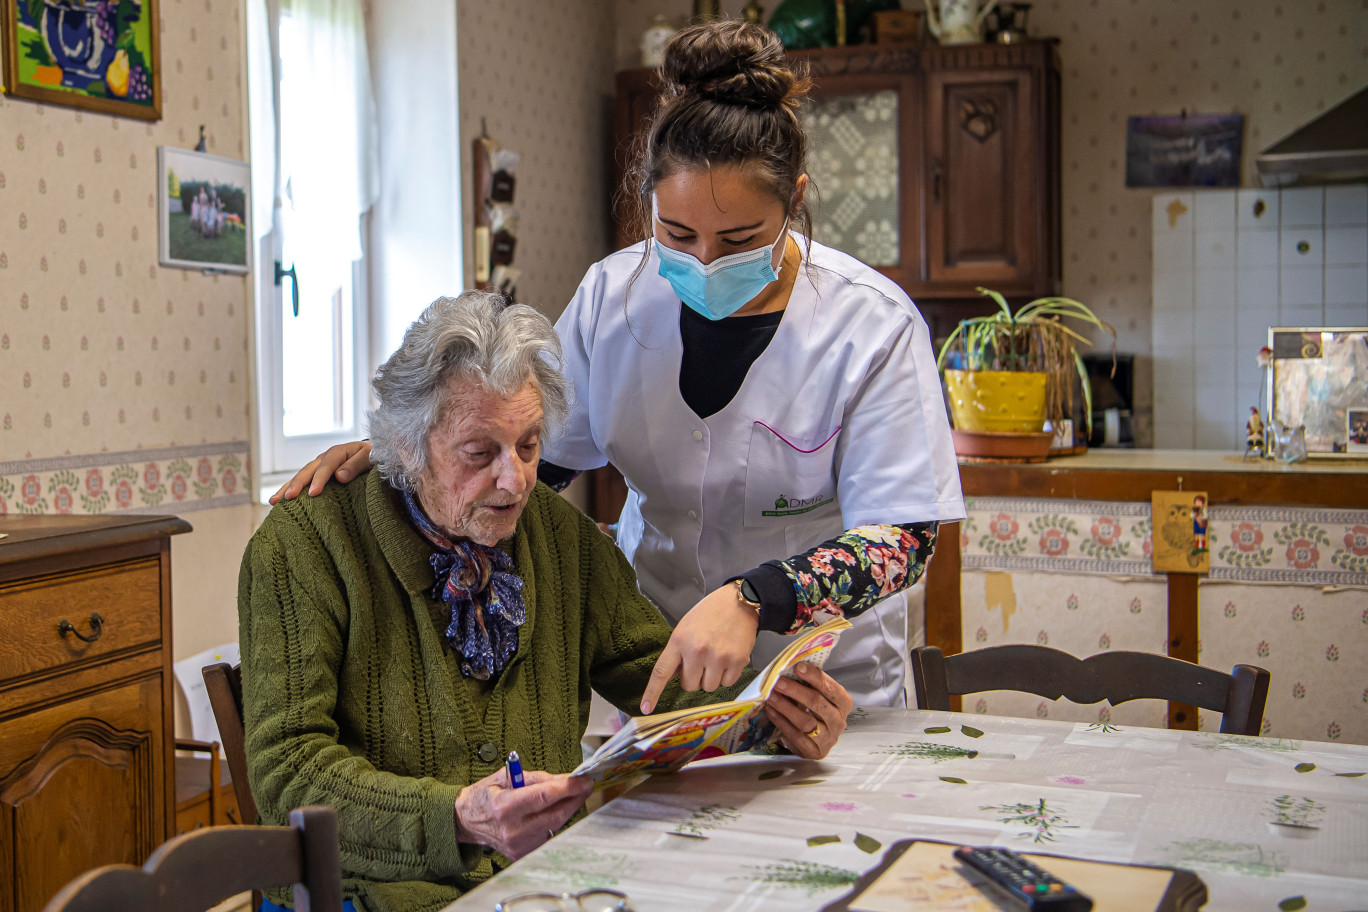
[1245,406,1265,457]
[1191,494,1208,554]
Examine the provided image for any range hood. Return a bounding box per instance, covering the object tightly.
[1255,86,1368,186]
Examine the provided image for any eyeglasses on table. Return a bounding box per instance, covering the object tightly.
[495,888,635,912]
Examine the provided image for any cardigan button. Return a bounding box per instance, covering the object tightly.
[477,742,499,763]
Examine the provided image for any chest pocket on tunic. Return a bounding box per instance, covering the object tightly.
[743,421,841,529]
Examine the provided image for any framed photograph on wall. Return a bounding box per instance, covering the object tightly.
[1125,113,1243,187]
[1268,327,1368,458]
[158,147,252,274]
[1,0,161,120]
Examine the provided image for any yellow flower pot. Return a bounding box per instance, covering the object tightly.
[944,369,1048,434]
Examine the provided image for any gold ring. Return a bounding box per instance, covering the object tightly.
[807,722,821,739]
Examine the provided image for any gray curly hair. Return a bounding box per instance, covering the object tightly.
[368,291,569,493]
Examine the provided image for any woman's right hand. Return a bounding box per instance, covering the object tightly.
[453,767,592,860]
[269,441,373,503]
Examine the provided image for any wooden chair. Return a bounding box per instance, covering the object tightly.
[910,645,1270,736]
[41,805,343,912]
[203,662,257,825]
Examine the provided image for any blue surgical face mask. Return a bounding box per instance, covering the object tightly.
[654,216,790,320]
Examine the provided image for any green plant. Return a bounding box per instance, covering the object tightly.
[936,287,1117,435]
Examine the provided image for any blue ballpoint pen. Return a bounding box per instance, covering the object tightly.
[506,750,525,788]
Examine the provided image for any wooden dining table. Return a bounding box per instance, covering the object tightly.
[445,706,1368,911]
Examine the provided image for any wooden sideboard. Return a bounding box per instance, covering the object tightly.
[0,514,190,912]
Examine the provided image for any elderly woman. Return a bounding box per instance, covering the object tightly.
[239,291,853,912]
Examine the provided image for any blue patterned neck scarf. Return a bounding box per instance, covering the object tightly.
[402,490,526,680]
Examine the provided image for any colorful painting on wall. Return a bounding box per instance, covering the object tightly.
[1,0,161,120]
[158,146,252,273]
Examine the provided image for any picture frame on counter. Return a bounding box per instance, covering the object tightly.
[1,0,162,120]
[157,147,252,274]
[1268,327,1368,459]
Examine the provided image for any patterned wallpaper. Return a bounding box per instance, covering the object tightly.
[613,1,1368,444]
[0,0,252,507]
[455,0,618,320]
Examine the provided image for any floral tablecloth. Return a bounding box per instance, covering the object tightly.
[447,708,1368,912]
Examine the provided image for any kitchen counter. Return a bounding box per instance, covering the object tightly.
[925,448,1368,744]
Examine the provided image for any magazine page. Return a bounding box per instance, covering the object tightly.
[574,617,852,786]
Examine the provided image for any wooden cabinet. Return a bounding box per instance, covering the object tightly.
[0,514,190,912]
[612,41,1060,327]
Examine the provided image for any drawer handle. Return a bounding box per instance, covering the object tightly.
[58,612,105,643]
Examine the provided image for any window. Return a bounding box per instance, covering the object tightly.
[247,0,378,494]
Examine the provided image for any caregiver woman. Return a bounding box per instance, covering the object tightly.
[275,20,964,710]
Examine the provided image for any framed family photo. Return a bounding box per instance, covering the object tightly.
[1,0,161,120]
[158,146,252,274]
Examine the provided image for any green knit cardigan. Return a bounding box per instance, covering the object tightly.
[239,470,729,912]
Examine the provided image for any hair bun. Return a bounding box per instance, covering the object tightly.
[661,20,798,109]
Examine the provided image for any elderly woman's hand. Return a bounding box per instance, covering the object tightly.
[763,662,854,760]
[269,441,372,504]
[453,767,593,860]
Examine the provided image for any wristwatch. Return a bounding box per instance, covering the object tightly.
[733,578,762,618]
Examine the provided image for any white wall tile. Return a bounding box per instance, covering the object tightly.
[1153,353,1195,449]
[1195,269,1237,310]
[1195,230,1237,270]
[1281,186,1325,227]
[1153,224,1195,271]
[1325,226,1368,267]
[1325,266,1368,307]
[1280,227,1324,267]
[1236,266,1280,311]
[1236,310,1277,357]
[1152,308,1195,344]
[1235,343,1269,388]
[1236,228,1279,268]
[1153,192,1196,235]
[1279,296,1326,326]
[1325,302,1368,327]
[1325,184,1368,227]
[1194,190,1237,231]
[1152,268,1195,311]
[1194,347,1236,390]
[1237,188,1280,230]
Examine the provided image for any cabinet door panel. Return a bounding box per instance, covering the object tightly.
[0,676,163,912]
[926,69,1036,288]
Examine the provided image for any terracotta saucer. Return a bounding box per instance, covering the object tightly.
[951,429,1054,462]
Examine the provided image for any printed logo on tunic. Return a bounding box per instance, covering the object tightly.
[762,493,834,517]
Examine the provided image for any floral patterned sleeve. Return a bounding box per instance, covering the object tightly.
[738,522,939,635]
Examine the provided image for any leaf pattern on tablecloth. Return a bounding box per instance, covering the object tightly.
[732,860,861,895]
[878,740,979,762]
[982,798,1077,843]
[671,805,740,839]
[1162,838,1286,877]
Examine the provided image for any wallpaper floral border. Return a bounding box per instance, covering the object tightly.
[0,443,251,516]
[963,497,1368,587]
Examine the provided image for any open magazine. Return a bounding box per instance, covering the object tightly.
[573,616,852,789]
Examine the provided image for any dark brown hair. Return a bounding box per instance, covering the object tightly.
[622,20,814,248]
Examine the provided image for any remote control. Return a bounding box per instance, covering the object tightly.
[953,846,1093,911]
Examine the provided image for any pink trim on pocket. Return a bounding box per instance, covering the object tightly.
[754,421,842,453]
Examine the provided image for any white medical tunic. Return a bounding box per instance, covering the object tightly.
[546,238,965,707]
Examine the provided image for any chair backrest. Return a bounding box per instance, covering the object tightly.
[203,661,257,824]
[42,806,343,912]
[910,645,1270,736]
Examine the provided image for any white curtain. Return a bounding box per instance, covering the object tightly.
[278,0,380,267]
[246,0,276,244]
